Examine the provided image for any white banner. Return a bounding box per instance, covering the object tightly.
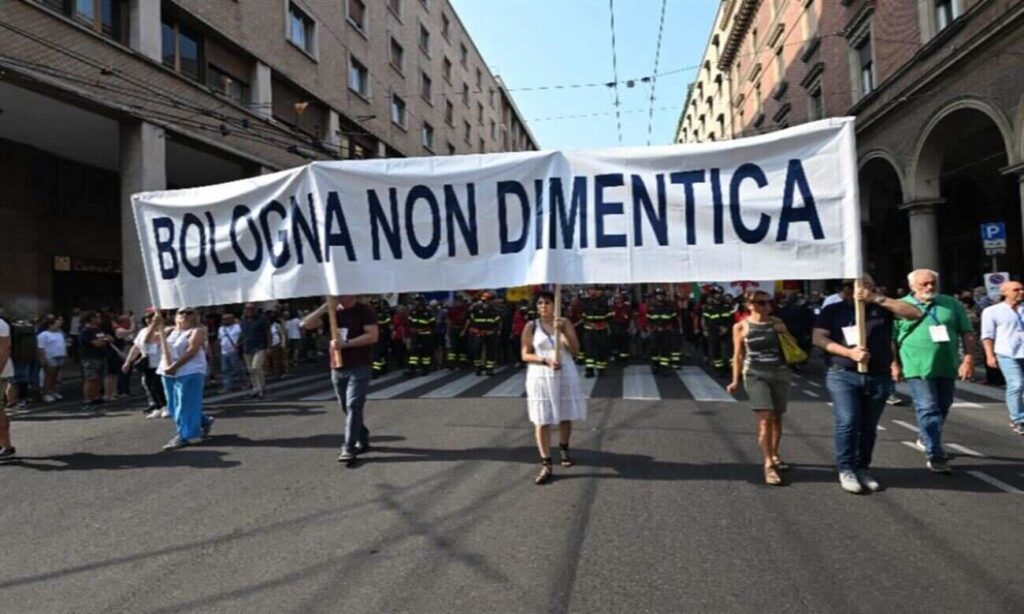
[133,118,861,308]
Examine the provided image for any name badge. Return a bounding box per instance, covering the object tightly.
[929,325,950,343]
[841,325,859,347]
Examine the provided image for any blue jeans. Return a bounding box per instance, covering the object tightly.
[906,377,955,460]
[162,373,207,440]
[825,369,892,472]
[220,352,245,392]
[331,365,371,453]
[995,355,1024,424]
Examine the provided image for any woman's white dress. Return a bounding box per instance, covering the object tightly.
[525,319,587,425]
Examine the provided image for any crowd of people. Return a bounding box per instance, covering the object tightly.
[1,270,1022,493]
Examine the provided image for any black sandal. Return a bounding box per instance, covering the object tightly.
[559,444,574,467]
[534,458,553,485]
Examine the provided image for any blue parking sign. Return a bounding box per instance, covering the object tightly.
[981,222,1006,248]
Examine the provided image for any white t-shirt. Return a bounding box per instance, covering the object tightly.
[286,318,302,340]
[37,330,67,360]
[133,328,163,366]
[218,323,241,355]
[0,320,13,379]
[270,322,282,346]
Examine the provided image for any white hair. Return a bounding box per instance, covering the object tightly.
[907,269,939,285]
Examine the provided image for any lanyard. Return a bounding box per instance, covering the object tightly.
[911,297,941,325]
[536,319,556,347]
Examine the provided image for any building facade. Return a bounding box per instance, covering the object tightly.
[0,0,538,316]
[677,0,1024,292]
[676,1,734,144]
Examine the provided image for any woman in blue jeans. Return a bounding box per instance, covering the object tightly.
[156,308,214,451]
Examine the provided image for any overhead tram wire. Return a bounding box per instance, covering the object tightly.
[608,0,623,146]
[646,0,668,146]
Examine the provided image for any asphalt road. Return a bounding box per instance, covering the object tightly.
[2,360,1023,613]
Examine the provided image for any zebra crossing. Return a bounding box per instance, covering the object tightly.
[285,364,839,402]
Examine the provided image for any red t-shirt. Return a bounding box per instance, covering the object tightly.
[636,303,649,331]
[331,302,378,369]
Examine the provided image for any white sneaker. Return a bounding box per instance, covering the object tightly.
[146,409,163,419]
[913,438,926,453]
[839,470,864,494]
[856,470,881,492]
[53,392,63,400]
[160,407,171,418]
[42,394,56,403]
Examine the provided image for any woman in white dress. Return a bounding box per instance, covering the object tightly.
[521,290,585,485]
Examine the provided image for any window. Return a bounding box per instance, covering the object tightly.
[348,55,369,98]
[479,138,485,154]
[390,38,404,72]
[856,35,874,96]
[54,0,128,43]
[421,72,432,102]
[207,64,249,106]
[717,115,725,137]
[476,67,482,89]
[391,94,407,127]
[490,119,496,139]
[775,46,784,81]
[288,3,315,56]
[751,28,758,51]
[347,0,366,33]
[388,0,401,18]
[464,120,471,144]
[460,42,468,66]
[447,142,456,156]
[477,102,483,124]
[462,82,470,107]
[162,20,202,82]
[489,88,496,108]
[442,13,451,39]
[445,99,454,125]
[442,57,452,82]
[935,0,960,32]
[754,81,762,114]
[808,85,823,120]
[422,122,435,151]
[419,23,430,55]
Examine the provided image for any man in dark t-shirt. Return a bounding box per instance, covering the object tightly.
[79,311,110,408]
[302,296,379,466]
[812,276,922,494]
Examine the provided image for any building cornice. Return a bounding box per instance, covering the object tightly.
[718,0,762,70]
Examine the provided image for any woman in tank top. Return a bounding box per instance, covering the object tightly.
[726,290,794,485]
[155,308,214,451]
[521,290,584,485]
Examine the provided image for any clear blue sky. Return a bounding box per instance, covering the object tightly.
[450,0,719,150]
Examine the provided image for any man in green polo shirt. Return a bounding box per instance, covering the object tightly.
[893,269,976,474]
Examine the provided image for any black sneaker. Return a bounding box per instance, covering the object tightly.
[0,447,17,461]
[162,436,189,451]
[927,457,952,474]
[201,416,215,439]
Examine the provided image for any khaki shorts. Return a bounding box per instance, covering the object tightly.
[743,366,791,413]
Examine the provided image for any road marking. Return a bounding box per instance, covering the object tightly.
[966,471,1024,494]
[946,443,985,458]
[623,365,660,400]
[892,419,920,433]
[803,389,819,398]
[484,370,527,398]
[578,371,599,399]
[901,441,922,452]
[424,368,507,398]
[876,425,886,431]
[806,380,822,388]
[676,367,735,402]
[299,371,404,401]
[368,370,452,399]
[207,373,324,403]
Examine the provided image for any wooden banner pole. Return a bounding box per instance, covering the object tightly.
[854,279,867,374]
[553,284,563,361]
[326,295,343,369]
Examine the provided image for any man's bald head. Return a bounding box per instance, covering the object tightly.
[1000,280,1024,304]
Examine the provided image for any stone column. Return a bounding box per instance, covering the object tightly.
[120,121,166,315]
[899,199,944,274]
[1002,163,1024,269]
[250,62,273,119]
[129,0,161,61]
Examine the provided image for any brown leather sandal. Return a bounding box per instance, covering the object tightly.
[764,466,783,486]
[559,444,574,467]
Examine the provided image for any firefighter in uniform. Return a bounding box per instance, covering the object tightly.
[445,294,469,368]
[648,288,676,374]
[702,286,734,371]
[670,291,686,368]
[406,294,436,376]
[610,292,632,364]
[370,296,392,378]
[464,291,501,375]
[581,286,612,378]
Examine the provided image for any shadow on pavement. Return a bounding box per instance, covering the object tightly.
[3,449,241,471]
